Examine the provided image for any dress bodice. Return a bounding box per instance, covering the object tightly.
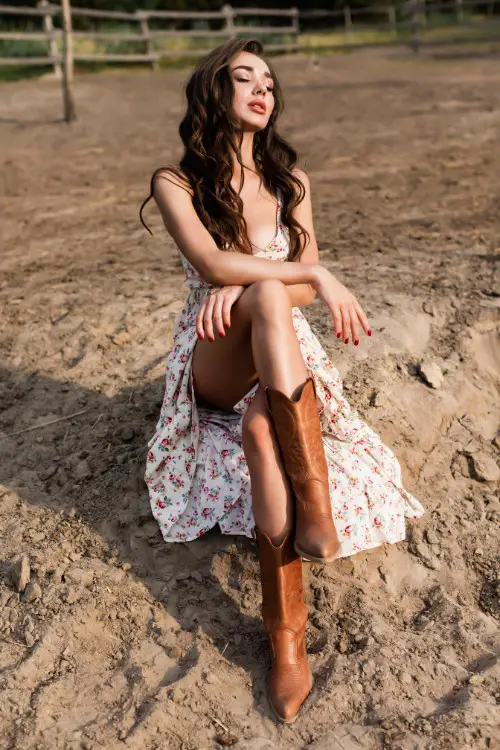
[181,189,289,291]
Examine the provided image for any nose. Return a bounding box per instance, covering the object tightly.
[253,77,267,96]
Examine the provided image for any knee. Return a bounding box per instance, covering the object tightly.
[244,279,291,318]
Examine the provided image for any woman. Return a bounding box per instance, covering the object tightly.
[140,38,425,724]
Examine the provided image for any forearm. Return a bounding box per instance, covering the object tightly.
[286,283,317,307]
[202,250,317,288]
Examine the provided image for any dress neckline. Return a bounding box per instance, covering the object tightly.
[250,189,282,254]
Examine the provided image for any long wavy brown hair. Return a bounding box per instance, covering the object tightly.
[139,37,309,262]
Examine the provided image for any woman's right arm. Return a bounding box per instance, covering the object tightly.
[153,173,371,342]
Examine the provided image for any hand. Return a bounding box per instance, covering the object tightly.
[196,285,246,342]
[311,266,371,345]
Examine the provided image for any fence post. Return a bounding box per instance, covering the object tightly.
[409,3,421,55]
[343,5,353,47]
[388,5,398,37]
[137,13,157,72]
[222,4,236,38]
[61,0,76,122]
[420,0,427,27]
[455,0,464,22]
[290,7,299,53]
[38,0,61,78]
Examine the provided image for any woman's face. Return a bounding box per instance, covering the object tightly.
[228,50,275,132]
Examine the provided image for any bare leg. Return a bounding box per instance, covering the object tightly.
[191,279,307,541]
[191,279,308,411]
[242,386,294,544]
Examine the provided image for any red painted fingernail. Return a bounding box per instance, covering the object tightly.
[344,338,349,344]
[368,330,372,336]
[220,332,225,338]
[354,340,359,346]
[209,336,214,342]
[198,333,204,340]
[337,332,341,339]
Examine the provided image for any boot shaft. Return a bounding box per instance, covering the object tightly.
[264,378,328,484]
[255,528,308,632]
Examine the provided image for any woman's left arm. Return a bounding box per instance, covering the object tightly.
[286,167,319,308]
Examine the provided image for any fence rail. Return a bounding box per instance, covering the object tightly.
[0,2,300,70]
[0,1,499,73]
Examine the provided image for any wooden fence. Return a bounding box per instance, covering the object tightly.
[0,2,299,72]
[0,1,499,121]
[0,1,499,74]
[301,0,499,53]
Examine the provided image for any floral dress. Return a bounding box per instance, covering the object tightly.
[144,191,425,558]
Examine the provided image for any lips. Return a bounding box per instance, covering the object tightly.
[248,100,266,115]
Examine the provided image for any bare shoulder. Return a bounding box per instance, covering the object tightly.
[152,165,194,201]
[291,167,310,191]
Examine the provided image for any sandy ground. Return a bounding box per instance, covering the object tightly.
[0,45,499,750]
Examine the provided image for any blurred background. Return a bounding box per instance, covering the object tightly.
[1,0,500,81]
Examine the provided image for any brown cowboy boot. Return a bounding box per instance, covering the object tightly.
[254,527,313,723]
[264,377,341,563]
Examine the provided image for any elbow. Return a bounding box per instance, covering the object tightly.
[197,259,220,286]
[200,260,227,287]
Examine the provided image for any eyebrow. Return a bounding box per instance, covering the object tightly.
[231,64,273,80]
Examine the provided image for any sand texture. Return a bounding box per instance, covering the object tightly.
[0,47,499,750]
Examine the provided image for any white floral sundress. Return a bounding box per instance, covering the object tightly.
[144,190,425,557]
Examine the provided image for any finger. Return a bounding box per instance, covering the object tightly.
[196,299,207,340]
[212,294,226,338]
[340,304,351,344]
[349,304,360,345]
[203,294,216,342]
[222,294,234,330]
[330,302,343,340]
[353,299,371,337]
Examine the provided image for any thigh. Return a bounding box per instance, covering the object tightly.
[191,289,258,412]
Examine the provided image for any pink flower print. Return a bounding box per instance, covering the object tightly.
[148,450,155,463]
[220,449,232,459]
[202,507,212,517]
[354,506,364,516]
[186,445,196,456]
[157,499,167,509]
[374,516,383,527]
[343,525,353,538]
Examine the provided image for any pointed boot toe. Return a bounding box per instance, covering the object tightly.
[294,514,341,562]
[268,663,313,723]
